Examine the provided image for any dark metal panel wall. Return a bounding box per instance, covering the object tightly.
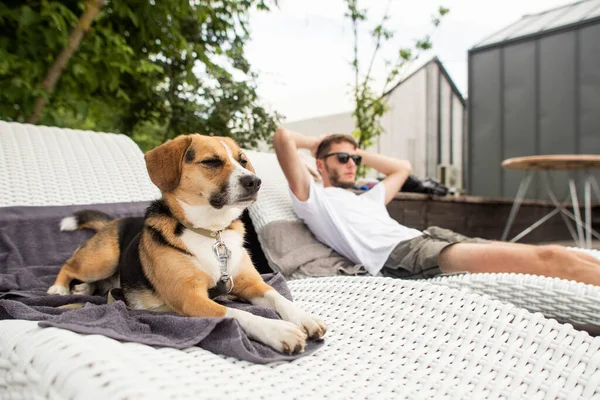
[469,49,502,197]
[502,41,538,199]
[579,23,600,193]
[468,21,600,200]
[539,31,577,198]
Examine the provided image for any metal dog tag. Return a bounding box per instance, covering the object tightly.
[212,240,233,293]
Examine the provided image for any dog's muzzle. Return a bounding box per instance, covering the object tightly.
[239,175,261,196]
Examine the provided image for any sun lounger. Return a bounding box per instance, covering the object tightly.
[1,121,599,399]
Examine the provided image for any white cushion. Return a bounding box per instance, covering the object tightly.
[244,150,301,231]
[0,122,160,207]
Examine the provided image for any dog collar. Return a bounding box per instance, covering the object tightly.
[180,222,235,295]
[185,225,230,238]
[211,230,234,295]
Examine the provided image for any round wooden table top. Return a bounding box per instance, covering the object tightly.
[502,154,600,171]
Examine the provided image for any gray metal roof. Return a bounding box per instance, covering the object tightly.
[382,56,465,104]
[473,0,600,50]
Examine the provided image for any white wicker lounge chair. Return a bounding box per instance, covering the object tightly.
[1,121,600,399]
[244,148,600,335]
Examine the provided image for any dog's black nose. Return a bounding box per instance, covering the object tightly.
[240,175,261,193]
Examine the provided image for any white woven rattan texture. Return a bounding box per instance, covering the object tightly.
[2,277,600,399]
[0,121,160,206]
[245,149,301,231]
[430,249,600,329]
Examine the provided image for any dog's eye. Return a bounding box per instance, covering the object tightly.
[198,158,223,168]
[239,157,248,167]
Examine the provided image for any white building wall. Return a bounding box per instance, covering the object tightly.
[284,112,355,138]
[376,67,428,178]
[424,63,439,178]
[451,94,465,189]
[256,112,354,153]
[439,74,452,166]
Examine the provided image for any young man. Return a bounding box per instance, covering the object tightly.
[273,128,600,286]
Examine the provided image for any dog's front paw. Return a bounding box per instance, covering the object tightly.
[227,307,309,354]
[47,285,70,295]
[264,319,308,354]
[288,311,327,340]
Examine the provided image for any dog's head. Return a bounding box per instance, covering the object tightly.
[145,134,261,210]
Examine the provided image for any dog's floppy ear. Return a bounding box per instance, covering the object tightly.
[145,135,193,192]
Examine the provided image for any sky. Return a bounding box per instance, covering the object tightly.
[245,0,574,123]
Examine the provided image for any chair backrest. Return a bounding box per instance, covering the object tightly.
[0,122,160,207]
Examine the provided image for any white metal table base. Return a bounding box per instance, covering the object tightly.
[501,170,600,249]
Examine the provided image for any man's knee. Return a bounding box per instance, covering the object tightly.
[437,242,469,272]
[535,245,567,263]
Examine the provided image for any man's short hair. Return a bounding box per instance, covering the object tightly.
[315,134,358,159]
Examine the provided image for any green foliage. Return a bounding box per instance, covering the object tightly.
[344,1,448,176]
[0,0,281,151]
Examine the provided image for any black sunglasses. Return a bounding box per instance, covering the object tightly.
[321,152,362,166]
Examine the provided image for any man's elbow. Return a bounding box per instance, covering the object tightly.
[273,128,288,152]
[399,160,412,175]
[274,127,290,141]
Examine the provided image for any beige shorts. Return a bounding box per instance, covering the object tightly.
[381,226,489,279]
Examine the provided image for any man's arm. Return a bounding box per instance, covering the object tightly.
[358,150,412,205]
[272,128,319,201]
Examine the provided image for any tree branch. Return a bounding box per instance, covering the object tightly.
[351,1,360,111]
[27,0,104,124]
[363,0,391,88]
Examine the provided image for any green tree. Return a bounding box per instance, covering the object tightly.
[344,0,448,175]
[0,0,280,151]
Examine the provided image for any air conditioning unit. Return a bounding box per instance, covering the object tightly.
[437,164,461,190]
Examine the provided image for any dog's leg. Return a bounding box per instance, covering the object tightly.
[147,250,309,354]
[224,307,308,354]
[162,272,308,354]
[71,282,95,296]
[48,267,74,295]
[232,254,327,339]
[49,222,120,295]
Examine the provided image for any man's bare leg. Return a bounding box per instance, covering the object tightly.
[491,241,600,268]
[570,249,600,265]
[489,241,600,266]
[438,242,600,286]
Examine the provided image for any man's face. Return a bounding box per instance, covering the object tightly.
[317,142,358,189]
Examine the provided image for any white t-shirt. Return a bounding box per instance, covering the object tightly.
[290,180,422,275]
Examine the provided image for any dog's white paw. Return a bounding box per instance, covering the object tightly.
[47,285,69,295]
[261,318,308,354]
[72,282,94,296]
[226,308,307,354]
[285,310,328,340]
[252,290,328,340]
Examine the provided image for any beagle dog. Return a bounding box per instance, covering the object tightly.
[48,134,327,354]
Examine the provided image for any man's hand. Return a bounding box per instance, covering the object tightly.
[357,149,412,205]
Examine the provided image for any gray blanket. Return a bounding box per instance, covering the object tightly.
[0,202,323,363]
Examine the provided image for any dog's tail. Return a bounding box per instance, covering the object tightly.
[60,210,113,232]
